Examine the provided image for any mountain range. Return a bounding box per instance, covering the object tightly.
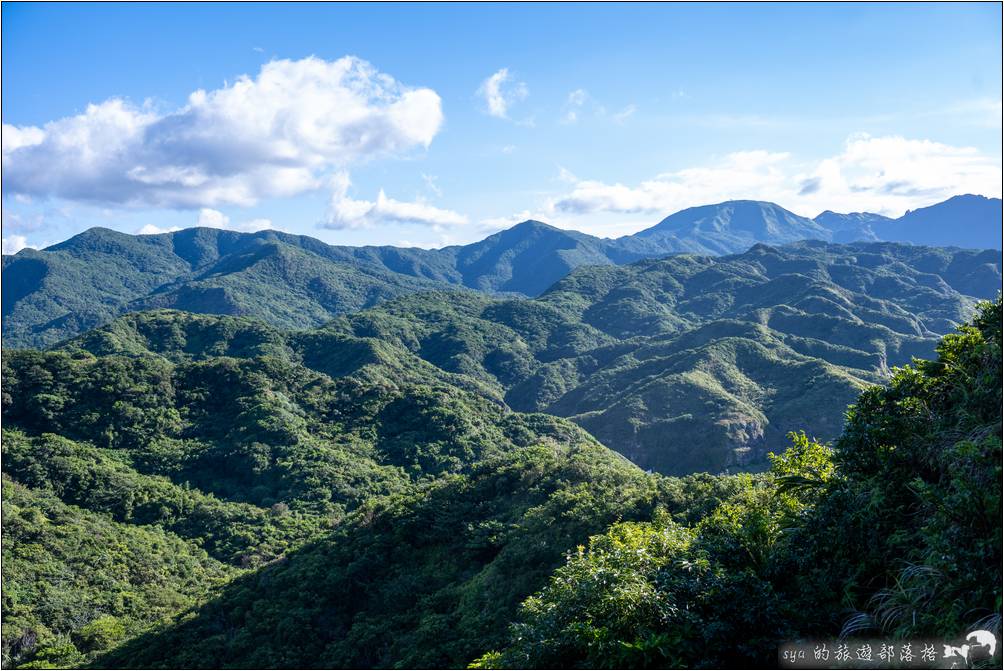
[3,282,999,669]
[9,240,996,477]
[3,194,1001,349]
[326,241,999,473]
[1,189,1001,669]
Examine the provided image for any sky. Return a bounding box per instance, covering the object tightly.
[2,2,1002,253]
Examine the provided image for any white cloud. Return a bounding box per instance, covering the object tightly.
[2,234,30,254]
[197,208,230,229]
[136,212,275,235]
[477,68,528,119]
[552,135,1002,217]
[321,172,468,230]
[421,173,442,197]
[612,104,638,124]
[196,208,278,232]
[2,56,444,209]
[136,224,182,235]
[561,89,588,125]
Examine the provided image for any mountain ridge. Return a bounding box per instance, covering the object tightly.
[4,194,1000,349]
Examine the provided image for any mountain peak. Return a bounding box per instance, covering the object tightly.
[883,193,1002,249]
[502,219,562,234]
[626,199,830,255]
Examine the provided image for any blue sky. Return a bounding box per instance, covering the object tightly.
[2,2,1001,252]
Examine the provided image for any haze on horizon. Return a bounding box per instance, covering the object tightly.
[2,2,1002,254]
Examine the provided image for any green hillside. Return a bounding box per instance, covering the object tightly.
[2,310,742,667]
[4,300,995,669]
[2,293,999,668]
[475,297,1002,668]
[1,227,450,350]
[330,241,1000,473]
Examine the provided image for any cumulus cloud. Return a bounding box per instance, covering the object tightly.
[321,172,468,230]
[477,68,528,119]
[1,56,444,209]
[136,224,183,235]
[197,208,230,229]
[196,208,278,232]
[135,210,276,236]
[552,135,1002,217]
[2,234,30,254]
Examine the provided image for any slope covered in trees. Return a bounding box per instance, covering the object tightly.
[330,241,1000,473]
[1,310,740,667]
[5,300,994,669]
[475,298,1002,668]
[1,227,451,349]
[1,297,999,668]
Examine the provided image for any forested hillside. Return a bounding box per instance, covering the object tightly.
[331,241,1000,473]
[474,297,1002,668]
[1,310,742,667]
[4,299,996,668]
[2,236,999,668]
[1,227,452,349]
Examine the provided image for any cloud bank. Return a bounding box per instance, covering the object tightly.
[1,56,444,209]
[321,172,468,230]
[552,134,1002,217]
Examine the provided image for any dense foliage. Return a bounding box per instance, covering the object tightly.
[2,238,998,668]
[1,310,742,667]
[2,227,449,349]
[474,298,1002,668]
[331,241,999,473]
[2,477,235,669]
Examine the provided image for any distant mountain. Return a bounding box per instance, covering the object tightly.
[5,195,1000,348]
[879,194,1003,249]
[445,220,618,295]
[619,200,832,255]
[813,194,1002,248]
[813,210,890,243]
[2,227,451,349]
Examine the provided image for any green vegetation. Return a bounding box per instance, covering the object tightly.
[2,234,999,668]
[475,298,1002,668]
[2,477,235,668]
[1,227,451,349]
[1,310,740,667]
[10,200,998,350]
[331,241,999,473]
[7,238,995,474]
[2,221,630,349]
